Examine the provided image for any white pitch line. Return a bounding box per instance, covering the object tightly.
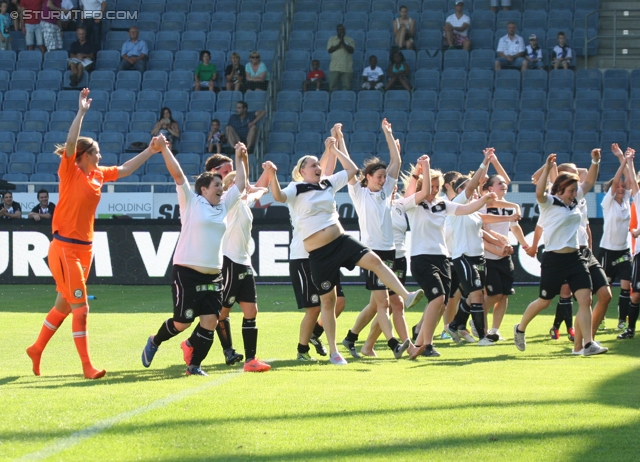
[17,368,245,461]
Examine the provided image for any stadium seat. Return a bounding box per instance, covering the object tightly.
[353,111,381,133]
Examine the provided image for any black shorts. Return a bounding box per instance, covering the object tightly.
[539,251,592,300]
[631,254,640,291]
[449,267,461,298]
[389,256,407,296]
[599,248,632,283]
[485,256,515,296]
[309,234,370,296]
[452,255,486,297]
[290,259,344,309]
[581,247,609,293]
[221,256,257,308]
[171,265,223,323]
[411,254,451,303]
[365,249,396,291]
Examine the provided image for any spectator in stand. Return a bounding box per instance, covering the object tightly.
[117,26,147,73]
[245,51,268,91]
[225,51,245,91]
[79,0,105,52]
[393,5,415,50]
[28,189,56,221]
[20,0,46,54]
[7,0,20,32]
[41,0,66,51]
[522,34,543,70]
[194,50,218,92]
[0,191,22,219]
[225,101,265,153]
[67,26,94,86]
[494,22,525,72]
[491,0,510,12]
[0,1,12,50]
[151,107,180,150]
[552,31,573,70]
[60,0,77,32]
[386,50,411,92]
[207,118,225,154]
[362,55,384,91]
[327,24,354,92]
[303,59,325,92]
[443,1,471,51]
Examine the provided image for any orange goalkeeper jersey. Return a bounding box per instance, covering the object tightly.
[52,152,119,242]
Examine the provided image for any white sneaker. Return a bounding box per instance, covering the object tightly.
[393,339,411,359]
[459,329,477,343]
[444,325,462,344]
[514,324,526,351]
[583,342,609,356]
[478,337,497,346]
[571,349,584,355]
[405,289,424,310]
[469,319,479,338]
[488,328,505,340]
[330,352,348,365]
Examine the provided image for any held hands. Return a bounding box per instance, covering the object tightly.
[247,184,268,194]
[149,134,168,153]
[78,88,91,113]
[326,136,338,151]
[626,147,636,162]
[330,123,343,142]
[235,142,248,159]
[483,147,495,162]
[418,155,430,173]
[262,161,278,176]
[591,148,602,163]
[381,118,393,136]
[525,245,538,258]
[612,143,624,162]
[482,191,498,203]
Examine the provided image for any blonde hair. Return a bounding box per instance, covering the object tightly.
[54,137,97,159]
[222,171,237,191]
[291,155,315,182]
[400,165,443,193]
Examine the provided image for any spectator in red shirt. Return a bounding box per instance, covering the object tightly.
[20,0,46,54]
[303,59,325,92]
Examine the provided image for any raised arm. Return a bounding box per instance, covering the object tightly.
[579,148,601,194]
[455,192,497,216]
[609,143,627,196]
[155,135,187,186]
[627,148,638,196]
[382,118,401,179]
[411,156,432,204]
[320,134,338,176]
[490,151,511,184]
[65,88,91,158]
[264,161,285,202]
[537,154,556,203]
[233,143,247,194]
[332,140,358,180]
[118,138,161,179]
[464,148,494,199]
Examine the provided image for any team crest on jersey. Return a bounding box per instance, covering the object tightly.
[74,289,83,298]
[229,296,236,304]
[474,279,481,287]
[321,281,331,290]
[185,309,194,319]
[311,294,319,303]
[487,285,493,292]
[380,191,386,200]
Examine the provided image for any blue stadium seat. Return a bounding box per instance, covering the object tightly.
[0,132,15,152]
[438,90,465,111]
[440,68,467,91]
[471,9,495,30]
[81,112,102,133]
[0,51,16,73]
[522,70,548,91]
[408,110,435,132]
[99,132,125,154]
[272,112,299,133]
[30,90,56,112]
[423,0,446,12]
[216,0,238,13]
[295,131,323,154]
[349,131,376,153]
[22,111,49,132]
[545,131,571,154]
[49,110,74,131]
[3,90,29,112]
[136,90,163,112]
[601,110,628,132]
[147,50,173,72]
[329,91,356,112]
[405,131,433,156]
[17,50,42,71]
[10,70,36,91]
[518,110,545,130]
[575,89,602,112]
[298,111,326,133]
[140,174,169,192]
[103,111,130,132]
[463,110,490,132]
[90,70,116,92]
[110,90,136,112]
[469,30,494,51]
[216,90,242,112]
[384,91,411,111]
[436,110,462,132]
[176,131,206,152]
[489,130,516,153]
[465,89,492,111]
[547,89,573,112]
[491,110,518,132]
[30,173,58,192]
[326,110,352,133]
[432,132,460,154]
[416,49,442,71]
[413,69,440,91]
[460,132,488,153]
[11,150,38,171]
[574,110,600,132]
[293,12,318,31]
[168,70,193,91]
[412,89,438,112]
[36,152,62,172]
[137,12,161,31]
[173,50,201,73]
[155,31,180,51]
[276,91,302,113]
[381,110,407,133]
[516,131,543,154]
[95,50,121,71]
[546,111,572,133]
[520,90,547,112]
[302,92,329,112]
[189,91,216,113]
[495,69,520,91]
[116,70,142,91]
[183,112,210,132]
[130,111,158,132]
[262,10,284,28]
[36,70,62,91]
[496,10,521,31]
[286,50,311,72]
[603,89,628,111]
[353,111,381,133]
[600,131,628,151]
[548,69,575,92]
[356,91,383,112]
[161,12,185,31]
[268,132,295,153]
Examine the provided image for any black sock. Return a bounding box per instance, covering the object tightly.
[242,317,258,361]
[584,341,593,349]
[154,319,180,346]
[216,318,232,351]
[297,343,310,354]
[449,299,470,331]
[387,337,400,350]
[553,298,571,329]
[312,323,324,338]
[188,324,214,367]
[618,289,631,322]
[469,303,486,339]
[562,300,574,329]
[345,329,359,343]
[516,325,525,333]
[629,302,639,331]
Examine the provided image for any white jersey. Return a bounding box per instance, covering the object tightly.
[537,187,584,252]
[403,194,459,257]
[222,192,259,266]
[600,190,631,251]
[391,198,408,259]
[449,192,484,259]
[287,202,309,260]
[281,170,349,241]
[482,205,518,260]
[577,194,589,247]
[348,175,396,250]
[173,181,241,270]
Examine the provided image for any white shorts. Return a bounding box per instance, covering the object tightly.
[25,23,44,47]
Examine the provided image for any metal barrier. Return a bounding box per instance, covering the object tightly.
[584,7,640,68]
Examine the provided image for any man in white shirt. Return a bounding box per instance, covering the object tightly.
[494,21,526,71]
[80,0,105,51]
[361,55,384,90]
[443,1,471,51]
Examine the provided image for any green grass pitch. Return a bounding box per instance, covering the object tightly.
[1,284,639,461]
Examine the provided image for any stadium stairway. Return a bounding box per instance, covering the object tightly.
[588,0,640,69]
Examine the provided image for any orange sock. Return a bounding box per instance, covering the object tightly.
[72,305,106,379]
[26,308,69,376]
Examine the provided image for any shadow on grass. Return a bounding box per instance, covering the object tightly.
[0,376,20,386]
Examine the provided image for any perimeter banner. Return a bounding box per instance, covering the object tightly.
[0,218,605,285]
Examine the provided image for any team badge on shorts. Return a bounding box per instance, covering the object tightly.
[185,309,194,319]
[376,278,384,286]
[311,294,319,303]
[541,290,547,297]
[636,282,640,290]
[239,273,245,280]
[474,279,481,287]
[74,289,83,298]
[321,281,331,290]
[229,296,236,304]
[432,287,439,295]
[487,285,493,292]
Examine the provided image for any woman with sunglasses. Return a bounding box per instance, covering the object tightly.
[245,51,268,91]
